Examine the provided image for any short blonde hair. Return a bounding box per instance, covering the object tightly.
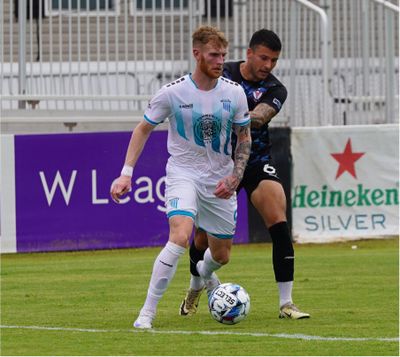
[192,25,228,48]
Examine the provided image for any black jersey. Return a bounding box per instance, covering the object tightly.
[223,61,287,167]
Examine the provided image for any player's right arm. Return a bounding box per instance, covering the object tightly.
[110,85,171,203]
[110,120,155,203]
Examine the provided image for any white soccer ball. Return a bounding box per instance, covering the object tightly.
[208,283,251,325]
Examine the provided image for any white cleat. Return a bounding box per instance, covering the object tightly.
[133,314,154,329]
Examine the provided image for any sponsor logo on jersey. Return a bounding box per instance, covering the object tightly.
[179,103,193,109]
[272,97,282,110]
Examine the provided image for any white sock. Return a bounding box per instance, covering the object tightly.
[278,281,293,308]
[196,248,222,280]
[190,275,205,290]
[140,241,186,316]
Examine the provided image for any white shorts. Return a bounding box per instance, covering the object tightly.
[165,175,237,239]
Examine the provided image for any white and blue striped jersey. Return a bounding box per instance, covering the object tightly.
[144,74,250,184]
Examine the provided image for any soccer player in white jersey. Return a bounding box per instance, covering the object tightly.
[110,25,251,329]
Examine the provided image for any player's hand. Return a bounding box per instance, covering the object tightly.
[110,175,132,203]
[214,175,239,199]
[250,117,264,128]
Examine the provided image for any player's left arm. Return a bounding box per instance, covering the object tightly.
[232,122,252,184]
[250,102,277,128]
[214,122,251,199]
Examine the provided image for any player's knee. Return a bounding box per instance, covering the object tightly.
[211,251,230,265]
[169,231,190,247]
[265,210,287,228]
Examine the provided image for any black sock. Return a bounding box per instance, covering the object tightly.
[269,221,294,282]
[189,239,206,276]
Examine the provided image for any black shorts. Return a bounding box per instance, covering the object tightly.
[237,161,282,197]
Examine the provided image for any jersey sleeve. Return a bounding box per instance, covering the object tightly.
[233,87,250,126]
[260,85,288,113]
[143,86,172,125]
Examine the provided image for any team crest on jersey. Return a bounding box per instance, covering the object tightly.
[194,114,221,144]
[221,99,231,112]
[253,88,267,101]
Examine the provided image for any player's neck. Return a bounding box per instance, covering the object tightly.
[191,69,218,91]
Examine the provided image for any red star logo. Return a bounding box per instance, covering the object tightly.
[331,139,365,179]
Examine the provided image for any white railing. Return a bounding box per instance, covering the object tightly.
[1,0,399,127]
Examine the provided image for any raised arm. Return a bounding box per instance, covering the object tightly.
[110,120,155,203]
[214,122,252,199]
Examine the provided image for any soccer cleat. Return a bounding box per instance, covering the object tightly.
[179,287,205,316]
[133,313,154,329]
[279,303,310,320]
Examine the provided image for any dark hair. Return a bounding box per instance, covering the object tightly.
[249,29,282,52]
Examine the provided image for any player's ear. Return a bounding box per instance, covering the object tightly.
[246,47,253,58]
[192,47,201,60]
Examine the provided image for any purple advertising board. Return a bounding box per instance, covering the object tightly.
[14,131,249,252]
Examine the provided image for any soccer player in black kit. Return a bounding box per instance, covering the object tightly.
[179,29,310,319]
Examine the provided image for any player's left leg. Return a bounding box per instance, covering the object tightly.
[196,235,230,294]
[195,187,236,295]
[179,229,208,316]
[250,180,310,319]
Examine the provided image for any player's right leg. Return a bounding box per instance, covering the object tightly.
[134,177,197,328]
[134,216,193,328]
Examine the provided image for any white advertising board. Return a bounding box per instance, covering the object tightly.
[291,124,399,243]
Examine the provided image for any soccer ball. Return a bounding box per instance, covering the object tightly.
[208,283,250,325]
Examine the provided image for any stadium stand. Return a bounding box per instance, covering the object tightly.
[1,0,398,132]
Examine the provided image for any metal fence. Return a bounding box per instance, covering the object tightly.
[1,0,399,126]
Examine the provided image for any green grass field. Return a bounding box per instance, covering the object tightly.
[1,239,398,356]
